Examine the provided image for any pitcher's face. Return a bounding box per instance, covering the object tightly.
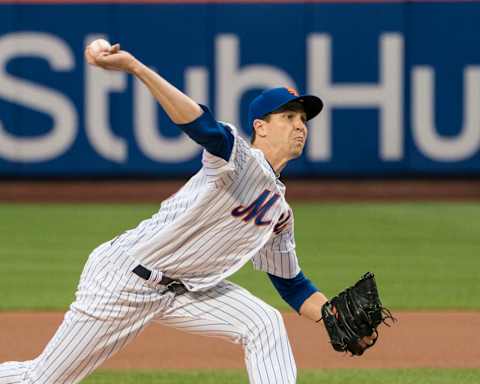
[263,110,308,159]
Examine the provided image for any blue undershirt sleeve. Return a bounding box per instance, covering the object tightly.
[176,105,234,162]
[268,271,319,314]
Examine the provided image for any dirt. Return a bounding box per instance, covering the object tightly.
[0,179,479,203]
[1,311,479,370]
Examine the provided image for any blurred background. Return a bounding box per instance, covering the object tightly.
[0,0,479,179]
[0,1,479,384]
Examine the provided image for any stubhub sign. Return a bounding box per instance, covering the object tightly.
[0,2,479,176]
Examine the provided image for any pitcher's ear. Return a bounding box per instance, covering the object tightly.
[253,119,268,138]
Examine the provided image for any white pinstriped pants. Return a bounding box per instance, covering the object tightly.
[0,244,296,384]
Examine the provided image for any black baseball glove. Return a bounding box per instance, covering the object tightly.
[321,272,395,356]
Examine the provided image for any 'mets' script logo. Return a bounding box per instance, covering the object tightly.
[274,210,291,234]
[231,190,280,226]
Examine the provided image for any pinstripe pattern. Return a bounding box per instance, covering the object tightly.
[0,124,301,383]
[158,281,296,384]
[252,223,299,278]
[0,243,173,384]
[111,124,299,290]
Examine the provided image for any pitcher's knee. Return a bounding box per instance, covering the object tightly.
[0,361,32,384]
[0,360,64,384]
[265,307,288,335]
[244,306,288,347]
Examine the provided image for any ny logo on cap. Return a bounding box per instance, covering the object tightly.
[286,87,299,97]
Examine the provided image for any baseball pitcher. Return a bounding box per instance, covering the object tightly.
[0,41,393,384]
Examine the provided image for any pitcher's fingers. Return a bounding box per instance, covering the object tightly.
[85,47,96,65]
[96,51,110,61]
[357,338,369,349]
[94,52,112,68]
[110,43,120,53]
[364,332,377,345]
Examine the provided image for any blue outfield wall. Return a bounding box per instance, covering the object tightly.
[0,1,479,177]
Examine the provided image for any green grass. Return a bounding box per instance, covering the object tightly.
[83,369,480,384]
[0,202,479,311]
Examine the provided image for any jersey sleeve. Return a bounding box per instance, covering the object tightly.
[177,105,234,161]
[201,120,251,184]
[268,271,319,313]
[252,225,300,279]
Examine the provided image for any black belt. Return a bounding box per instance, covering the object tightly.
[132,265,186,295]
[132,264,177,285]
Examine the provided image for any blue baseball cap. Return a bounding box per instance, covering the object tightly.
[247,87,324,130]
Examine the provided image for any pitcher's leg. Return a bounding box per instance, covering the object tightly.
[0,260,170,384]
[0,361,34,384]
[1,309,128,383]
[158,281,296,384]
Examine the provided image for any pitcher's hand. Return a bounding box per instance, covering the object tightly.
[85,43,139,74]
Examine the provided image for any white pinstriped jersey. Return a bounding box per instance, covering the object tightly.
[112,124,300,291]
[0,127,299,384]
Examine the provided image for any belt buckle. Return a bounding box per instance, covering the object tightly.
[164,281,187,296]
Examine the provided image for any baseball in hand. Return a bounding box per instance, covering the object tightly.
[86,39,112,64]
[88,38,111,54]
